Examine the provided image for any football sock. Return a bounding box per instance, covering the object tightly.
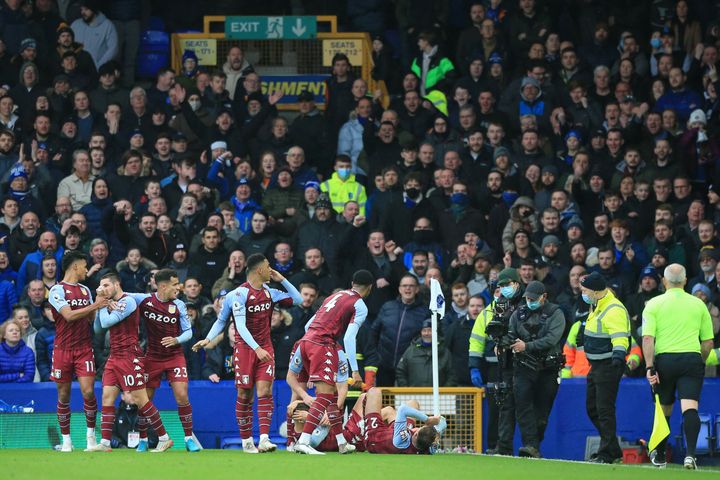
[683,409,700,457]
[326,401,345,445]
[235,398,252,440]
[100,406,115,442]
[84,397,97,429]
[177,402,193,437]
[301,393,333,440]
[257,395,273,436]
[57,402,71,436]
[139,402,167,437]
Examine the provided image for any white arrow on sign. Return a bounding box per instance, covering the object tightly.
[292,18,306,37]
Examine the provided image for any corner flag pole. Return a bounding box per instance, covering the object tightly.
[429,279,445,417]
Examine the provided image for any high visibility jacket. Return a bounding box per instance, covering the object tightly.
[320,172,367,216]
[583,290,630,362]
[562,320,642,378]
[468,303,497,370]
[410,54,454,93]
[706,348,719,366]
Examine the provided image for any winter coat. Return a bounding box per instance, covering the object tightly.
[445,314,474,386]
[0,279,16,323]
[368,298,431,371]
[0,340,35,383]
[16,248,64,297]
[70,13,119,68]
[116,259,155,294]
[80,194,112,241]
[337,117,365,170]
[396,335,456,387]
[295,217,347,276]
[502,196,539,253]
[262,186,305,222]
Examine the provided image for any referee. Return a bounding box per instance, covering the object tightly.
[642,264,714,470]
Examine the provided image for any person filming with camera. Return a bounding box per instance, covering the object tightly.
[507,281,566,458]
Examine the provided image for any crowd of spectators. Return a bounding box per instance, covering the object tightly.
[1,0,720,388]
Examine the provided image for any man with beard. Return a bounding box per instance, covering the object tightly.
[223,46,255,101]
[70,1,119,70]
[44,196,72,236]
[8,211,41,270]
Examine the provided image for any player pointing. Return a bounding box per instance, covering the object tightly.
[88,272,173,452]
[193,253,302,453]
[293,269,374,455]
[48,250,110,452]
[125,269,200,452]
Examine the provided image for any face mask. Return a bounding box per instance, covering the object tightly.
[493,294,500,302]
[450,192,469,206]
[406,187,421,198]
[526,299,541,310]
[337,168,351,180]
[650,37,662,49]
[502,191,519,207]
[582,293,594,305]
[189,100,201,112]
[500,284,516,298]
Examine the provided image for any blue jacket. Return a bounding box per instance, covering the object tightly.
[613,241,648,277]
[79,195,112,240]
[337,118,365,172]
[655,88,702,124]
[0,279,17,323]
[369,298,431,370]
[34,323,55,382]
[16,248,64,297]
[232,197,262,234]
[0,340,35,383]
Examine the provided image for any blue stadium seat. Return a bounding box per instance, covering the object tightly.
[136,30,170,78]
[147,16,166,32]
[220,436,244,449]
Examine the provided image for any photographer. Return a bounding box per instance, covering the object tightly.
[508,281,566,458]
[469,267,524,455]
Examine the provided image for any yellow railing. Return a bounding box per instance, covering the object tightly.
[378,387,483,453]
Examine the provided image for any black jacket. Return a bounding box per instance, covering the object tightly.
[368,297,431,370]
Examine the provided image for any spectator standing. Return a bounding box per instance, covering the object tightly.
[396,318,456,387]
[70,0,118,70]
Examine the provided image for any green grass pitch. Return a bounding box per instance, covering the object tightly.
[1,450,719,480]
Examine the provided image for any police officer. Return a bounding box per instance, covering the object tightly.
[469,267,523,455]
[508,281,566,458]
[580,271,631,464]
[643,264,715,470]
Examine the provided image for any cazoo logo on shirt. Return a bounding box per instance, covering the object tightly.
[144,311,177,323]
[69,298,90,307]
[247,302,272,313]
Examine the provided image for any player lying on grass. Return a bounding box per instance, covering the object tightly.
[364,387,446,454]
[286,395,366,452]
[89,272,173,453]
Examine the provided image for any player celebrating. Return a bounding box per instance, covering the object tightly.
[364,387,445,454]
[193,253,302,453]
[292,269,374,455]
[126,269,200,452]
[48,250,110,452]
[88,272,174,452]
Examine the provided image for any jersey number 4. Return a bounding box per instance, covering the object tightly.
[324,292,346,312]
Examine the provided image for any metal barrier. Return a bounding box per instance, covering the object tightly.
[171,15,387,111]
[378,387,483,453]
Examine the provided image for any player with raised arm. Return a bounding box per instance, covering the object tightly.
[125,269,200,452]
[292,270,374,455]
[364,387,446,454]
[88,272,174,452]
[48,250,111,452]
[193,253,302,453]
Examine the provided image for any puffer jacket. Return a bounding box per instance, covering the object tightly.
[0,340,35,383]
[501,196,539,252]
[368,298,431,371]
[396,335,456,387]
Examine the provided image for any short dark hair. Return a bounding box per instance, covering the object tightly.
[61,250,87,272]
[352,269,374,287]
[100,271,120,283]
[246,253,267,273]
[155,269,178,285]
[415,425,437,453]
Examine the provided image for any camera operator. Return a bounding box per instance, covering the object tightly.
[508,281,566,458]
[469,267,524,455]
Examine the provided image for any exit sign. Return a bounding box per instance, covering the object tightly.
[225,16,317,40]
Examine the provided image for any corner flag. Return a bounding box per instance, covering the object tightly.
[428,279,445,416]
[648,394,670,452]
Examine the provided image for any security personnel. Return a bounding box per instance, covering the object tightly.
[580,271,631,464]
[469,267,523,455]
[320,155,367,215]
[643,264,714,470]
[508,281,566,458]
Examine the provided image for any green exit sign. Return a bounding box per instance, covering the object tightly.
[225,16,317,40]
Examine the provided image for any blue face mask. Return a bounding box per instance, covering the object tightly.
[337,168,351,180]
[500,285,516,298]
[526,299,542,310]
[582,293,595,305]
[650,37,662,49]
[450,192,469,206]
